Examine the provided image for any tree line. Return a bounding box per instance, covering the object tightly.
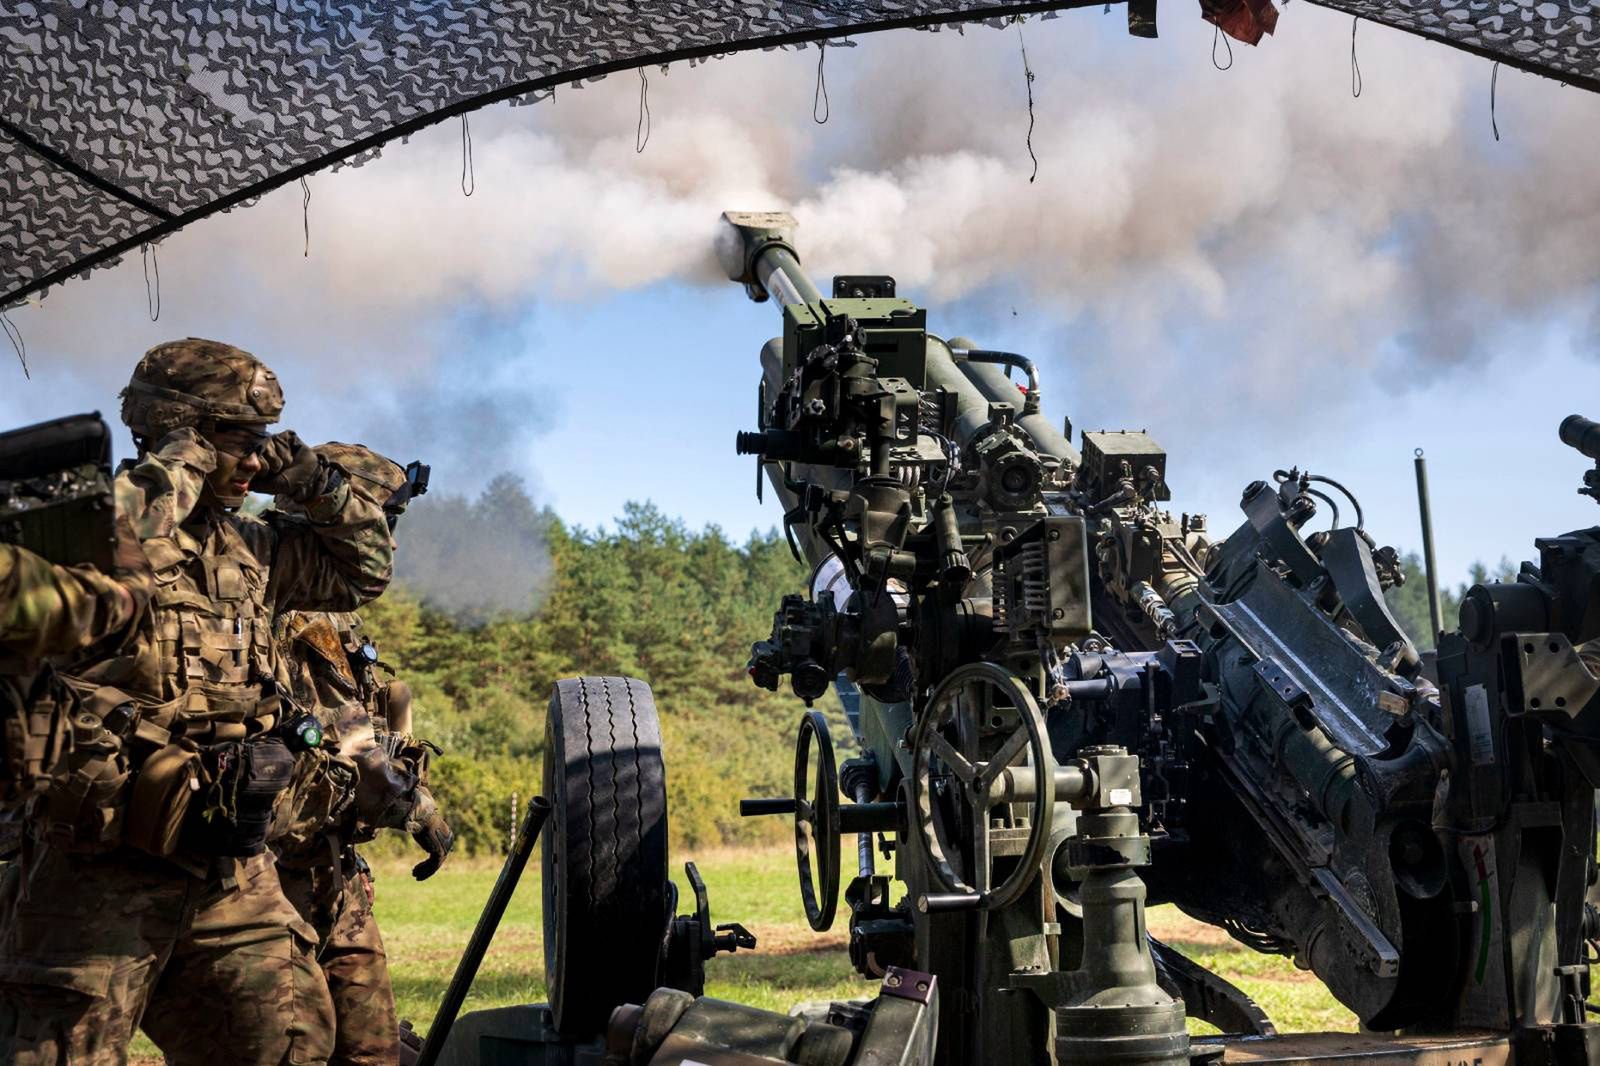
[365,479,826,855]
[365,478,1524,855]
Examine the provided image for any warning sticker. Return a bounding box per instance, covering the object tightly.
[1464,684,1495,766]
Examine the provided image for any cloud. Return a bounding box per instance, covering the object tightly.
[1,4,1595,600]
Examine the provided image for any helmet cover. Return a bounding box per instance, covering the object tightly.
[120,337,284,438]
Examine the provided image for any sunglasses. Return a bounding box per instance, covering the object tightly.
[205,423,270,459]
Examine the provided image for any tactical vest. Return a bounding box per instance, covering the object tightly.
[103,517,284,739]
[33,514,290,858]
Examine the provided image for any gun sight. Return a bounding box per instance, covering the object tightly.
[1560,415,1600,461]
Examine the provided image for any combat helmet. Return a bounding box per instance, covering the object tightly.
[119,338,283,445]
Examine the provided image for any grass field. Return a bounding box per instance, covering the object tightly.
[376,847,1357,1037]
[131,848,1356,1061]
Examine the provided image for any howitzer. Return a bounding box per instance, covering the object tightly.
[714,210,1455,1061]
[430,222,1600,1066]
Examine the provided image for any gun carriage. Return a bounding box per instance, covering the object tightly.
[372,218,1600,1066]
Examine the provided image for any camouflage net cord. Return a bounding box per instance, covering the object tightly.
[0,0,1091,312]
[2,0,1596,313]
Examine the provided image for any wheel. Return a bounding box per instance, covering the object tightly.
[794,710,840,932]
[542,676,670,1036]
[910,662,1054,911]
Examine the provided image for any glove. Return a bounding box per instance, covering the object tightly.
[352,743,419,829]
[252,431,324,501]
[397,1021,424,1066]
[405,787,454,880]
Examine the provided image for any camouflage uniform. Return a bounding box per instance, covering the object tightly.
[0,544,142,662]
[273,448,452,1066]
[0,339,394,1066]
[0,540,148,845]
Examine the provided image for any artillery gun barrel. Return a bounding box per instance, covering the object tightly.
[717,211,824,307]
[751,240,824,307]
[722,212,1000,457]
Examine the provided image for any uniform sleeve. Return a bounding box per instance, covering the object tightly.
[265,454,394,612]
[0,545,137,658]
[0,430,209,657]
[114,427,217,541]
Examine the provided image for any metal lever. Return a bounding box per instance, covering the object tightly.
[417,796,552,1066]
[740,797,798,816]
[714,923,757,953]
[917,892,983,914]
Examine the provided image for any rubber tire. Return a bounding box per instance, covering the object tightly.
[542,676,670,1036]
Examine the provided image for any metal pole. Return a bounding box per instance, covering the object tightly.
[417,795,553,1066]
[1413,449,1444,642]
[852,779,875,879]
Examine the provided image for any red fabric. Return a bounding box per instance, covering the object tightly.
[1200,0,1279,45]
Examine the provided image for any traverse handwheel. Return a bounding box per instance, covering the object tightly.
[911,662,1054,912]
[794,709,841,932]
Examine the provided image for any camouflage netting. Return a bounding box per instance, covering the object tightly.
[1308,0,1600,92]
[0,0,1091,311]
[2,0,1596,312]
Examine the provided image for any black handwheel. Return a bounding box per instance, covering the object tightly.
[911,662,1054,911]
[542,676,669,1036]
[794,709,840,932]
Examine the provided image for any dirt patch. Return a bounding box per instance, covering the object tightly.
[1146,909,1234,950]
[748,926,850,956]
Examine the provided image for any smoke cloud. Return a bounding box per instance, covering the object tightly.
[2,3,1596,607]
[393,473,552,624]
[111,1,1596,427]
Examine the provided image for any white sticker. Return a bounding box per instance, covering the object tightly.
[1109,787,1134,806]
[1465,683,1495,766]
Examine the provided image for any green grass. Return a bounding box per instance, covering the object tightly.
[369,848,1356,1037]
[131,848,1354,1061]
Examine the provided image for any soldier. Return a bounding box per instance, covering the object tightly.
[0,337,394,1066]
[273,447,453,1066]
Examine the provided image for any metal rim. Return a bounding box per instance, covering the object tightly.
[911,661,1054,911]
[794,709,840,932]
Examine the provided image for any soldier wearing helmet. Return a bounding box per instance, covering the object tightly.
[273,444,453,1066]
[0,338,395,1066]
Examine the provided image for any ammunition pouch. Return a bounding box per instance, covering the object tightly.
[271,747,359,866]
[0,668,74,808]
[187,736,296,857]
[36,691,134,854]
[123,740,201,857]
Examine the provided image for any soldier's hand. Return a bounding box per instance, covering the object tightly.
[406,789,454,880]
[251,430,323,500]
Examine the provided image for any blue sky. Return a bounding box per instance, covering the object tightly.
[447,278,1594,585]
[2,1,1596,592]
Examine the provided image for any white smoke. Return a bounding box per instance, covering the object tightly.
[112,2,1597,413]
[2,3,1596,601]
